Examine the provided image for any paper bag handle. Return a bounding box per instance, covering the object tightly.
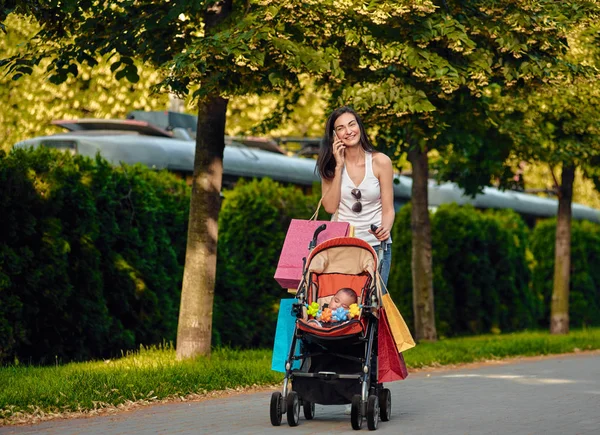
[311,197,339,221]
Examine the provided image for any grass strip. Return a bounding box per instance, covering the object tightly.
[1,328,599,423]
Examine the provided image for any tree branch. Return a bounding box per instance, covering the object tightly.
[549,164,561,199]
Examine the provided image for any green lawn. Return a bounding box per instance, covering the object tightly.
[1,328,599,423]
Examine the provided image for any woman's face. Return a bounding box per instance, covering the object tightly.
[333,113,361,148]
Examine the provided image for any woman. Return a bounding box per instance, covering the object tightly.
[316,106,395,286]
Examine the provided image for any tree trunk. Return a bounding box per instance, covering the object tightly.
[176,95,228,359]
[408,146,437,341]
[176,1,233,360]
[550,163,575,335]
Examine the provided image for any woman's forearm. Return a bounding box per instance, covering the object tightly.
[321,167,343,214]
[381,209,395,233]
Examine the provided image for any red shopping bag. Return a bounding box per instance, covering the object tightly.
[378,307,409,382]
[274,219,351,289]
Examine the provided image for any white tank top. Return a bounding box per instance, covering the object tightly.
[335,152,391,246]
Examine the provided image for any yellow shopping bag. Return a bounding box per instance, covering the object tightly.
[381,293,416,353]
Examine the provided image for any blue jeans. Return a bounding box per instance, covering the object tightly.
[372,242,392,291]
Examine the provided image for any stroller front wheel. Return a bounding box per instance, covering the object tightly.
[286,391,300,427]
[270,392,283,426]
[366,394,380,430]
[350,394,363,430]
[379,388,391,422]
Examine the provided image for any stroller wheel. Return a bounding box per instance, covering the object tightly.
[379,388,391,422]
[286,391,300,427]
[303,400,315,420]
[367,394,379,431]
[350,394,363,430]
[270,392,283,426]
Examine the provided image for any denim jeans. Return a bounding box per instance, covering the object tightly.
[372,242,392,291]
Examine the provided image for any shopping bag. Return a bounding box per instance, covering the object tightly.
[381,293,416,353]
[274,219,351,289]
[271,299,301,373]
[378,307,409,382]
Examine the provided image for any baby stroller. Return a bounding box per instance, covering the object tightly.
[270,224,391,431]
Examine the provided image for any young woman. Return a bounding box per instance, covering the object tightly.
[316,106,395,285]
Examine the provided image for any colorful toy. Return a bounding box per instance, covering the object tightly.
[307,302,320,317]
[319,307,332,322]
[332,307,348,322]
[348,303,360,319]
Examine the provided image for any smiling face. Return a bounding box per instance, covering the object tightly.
[329,288,357,311]
[333,112,362,148]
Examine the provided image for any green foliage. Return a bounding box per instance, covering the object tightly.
[0,147,190,364]
[226,78,328,138]
[388,203,536,337]
[325,1,600,195]
[0,14,169,152]
[213,178,319,348]
[0,344,282,421]
[496,80,600,171]
[483,209,539,331]
[432,204,537,336]
[530,219,600,328]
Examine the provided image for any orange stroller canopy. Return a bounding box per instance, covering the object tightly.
[305,237,378,276]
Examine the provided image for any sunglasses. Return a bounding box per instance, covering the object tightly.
[351,188,362,213]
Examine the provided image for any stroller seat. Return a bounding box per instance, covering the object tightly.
[296,271,372,338]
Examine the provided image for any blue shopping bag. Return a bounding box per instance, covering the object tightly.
[271,298,301,372]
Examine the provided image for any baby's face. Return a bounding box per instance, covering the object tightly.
[329,292,355,311]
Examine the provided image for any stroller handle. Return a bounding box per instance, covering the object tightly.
[308,223,327,250]
[370,224,386,267]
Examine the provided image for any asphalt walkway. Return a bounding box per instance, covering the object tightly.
[1,352,599,435]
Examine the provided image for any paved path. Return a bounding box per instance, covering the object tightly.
[1,353,599,435]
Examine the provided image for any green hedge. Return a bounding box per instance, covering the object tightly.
[213,178,320,348]
[388,203,538,337]
[0,148,189,364]
[530,219,600,328]
[3,147,600,363]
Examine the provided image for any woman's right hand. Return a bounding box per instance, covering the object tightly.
[332,133,345,168]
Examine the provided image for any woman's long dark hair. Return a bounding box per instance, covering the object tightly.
[316,106,375,180]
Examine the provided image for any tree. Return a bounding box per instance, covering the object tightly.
[495,79,600,333]
[322,0,598,340]
[2,0,343,358]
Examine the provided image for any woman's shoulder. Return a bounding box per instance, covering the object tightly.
[371,151,392,172]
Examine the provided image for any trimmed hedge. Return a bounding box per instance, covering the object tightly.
[388,203,538,337]
[0,147,189,364]
[530,219,600,328]
[212,178,320,348]
[2,146,600,363]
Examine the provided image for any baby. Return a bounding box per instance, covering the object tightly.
[307,287,358,327]
[325,287,358,311]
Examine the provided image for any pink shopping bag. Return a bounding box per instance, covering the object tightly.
[274,219,351,289]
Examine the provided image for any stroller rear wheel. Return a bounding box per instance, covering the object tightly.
[303,400,315,420]
[366,394,380,430]
[286,391,300,427]
[378,388,391,421]
[350,394,363,430]
[270,392,283,426]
